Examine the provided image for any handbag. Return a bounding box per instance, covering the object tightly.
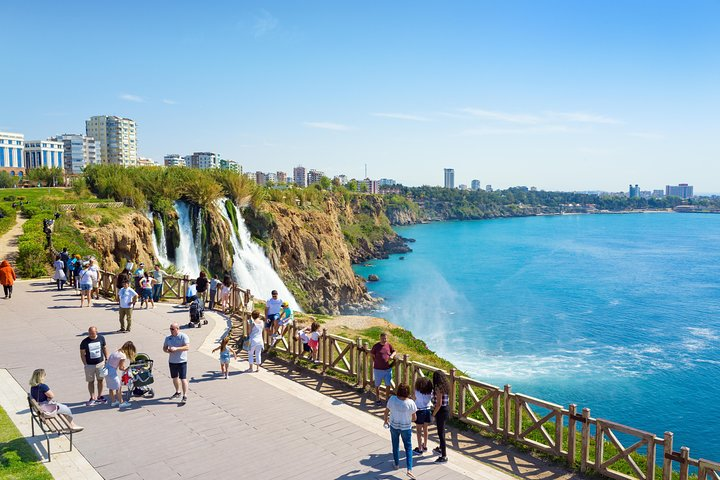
[39,401,59,417]
[99,366,109,378]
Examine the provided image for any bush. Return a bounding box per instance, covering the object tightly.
[17,240,49,278]
[20,204,42,218]
[0,204,16,235]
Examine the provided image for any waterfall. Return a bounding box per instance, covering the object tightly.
[194,208,203,268]
[147,211,170,267]
[215,198,301,311]
[173,201,201,277]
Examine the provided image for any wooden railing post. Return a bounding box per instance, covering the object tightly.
[555,408,563,457]
[492,389,500,433]
[402,354,409,386]
[503,384,512,440]
[679,447,689,480]
[321,328,328,374]
[647,436,657,480]
[663,432,673,480]
[449,369,456,417]
[568,404,577,466]
[514,395,522,440]
[458,377,466,418]
[355,338,362,386]
[364,342,371,388]
[580,407,591,473]
[595,419,604,471]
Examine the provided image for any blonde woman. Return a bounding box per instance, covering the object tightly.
[106,341,137,408]
[29,368,84,432]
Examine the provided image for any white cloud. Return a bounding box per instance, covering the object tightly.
[253,9,278,37]
[120,93,144,103]
[459,108,542,124]
[457,108,623,126]
[302,122,354,131]
[372,112,430,122]
[162,99,177,105]
[546,111,622,125]
[458,125,575,136]
[628,132,663,140]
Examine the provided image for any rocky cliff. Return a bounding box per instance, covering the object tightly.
[82,212,157,272]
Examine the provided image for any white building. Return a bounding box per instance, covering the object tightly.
[444,168,454,189]
[307,169,324,185]
[0,132,25,178]
[24,139,64,170]
[266,172,277,184]
[378,178,396,186]
[86,115,137,166]
[335,174,348,185]
[52,134,98,175]
[187,152,219,169]
[137,157,156,167]
[471,179,481,191]
[164,154,185,167]
[220,158,239,172]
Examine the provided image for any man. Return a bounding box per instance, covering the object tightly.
[60,247,70,283]
[208,275,221,310]
[80,326,109,406]
[151,264,166,302]
[118,280,138,333]
[133,263,145,292]
[371,332,396,405]
[264,290,283,335]
[163,323,190,404]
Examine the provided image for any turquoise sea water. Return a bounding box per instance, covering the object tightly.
[353,213,720,460]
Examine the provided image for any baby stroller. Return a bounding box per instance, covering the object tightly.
[127,353,155,398]
[188,297,208,328]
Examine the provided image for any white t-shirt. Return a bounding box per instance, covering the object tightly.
[387,396,417,430]
[414,391,433,410]
[266,297,283,316]
[119,287,137,308]
[79,268,96,286]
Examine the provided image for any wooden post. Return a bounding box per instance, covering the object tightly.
[514,395,522,440]
[355,338,362,386]
[449,369,456,417]
[554,409,563,457]
[349,342,356,377]
[646,436,657,480]
[503,384,512,440]
[568,404,577,466]
[492,389,500,432]
[679,447,689,480]
[402,354,409,386]
[580,407,591,473]
[662,432,673,480]
[595,419,603,471]
[364,342,371,389]
[321,329,328,374]
[458,377,466,418]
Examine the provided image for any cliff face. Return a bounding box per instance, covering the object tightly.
[85,212,157,272]
[249,199,377,314]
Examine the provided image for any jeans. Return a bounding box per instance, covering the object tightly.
[390,426,413,470]
[152,283,163,302]
[3,285,12,297]
[208,289,216,309]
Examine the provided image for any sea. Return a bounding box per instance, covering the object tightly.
[353,213,720,460]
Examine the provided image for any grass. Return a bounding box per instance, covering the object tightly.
[0,405,52,480]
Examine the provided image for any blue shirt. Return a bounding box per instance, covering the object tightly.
[164,332,190,363]
[31,383,50,403]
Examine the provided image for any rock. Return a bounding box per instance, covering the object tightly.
[368,274,380,282]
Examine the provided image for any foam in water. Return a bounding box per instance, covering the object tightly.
[146,211,170,267]
[214,198,300,311]
[173,201,201,277]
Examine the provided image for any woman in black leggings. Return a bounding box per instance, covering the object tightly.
[432,370,450,463]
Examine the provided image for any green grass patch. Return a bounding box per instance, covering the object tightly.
[0,405,52,479]
[0,205,15,236]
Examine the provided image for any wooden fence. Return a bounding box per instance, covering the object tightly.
[97,268,718,480]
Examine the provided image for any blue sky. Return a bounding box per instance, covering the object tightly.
[3,1,719,191]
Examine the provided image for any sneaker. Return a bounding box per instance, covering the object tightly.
[85,399,97,407]
[70,425,85,433]
[110,401,120,407]
[433,446,442,455]
[412,447,423,455]
[118,401,131,408]
[170,392,181,399]
[97,396,108,404]
[393,463,400,470]
[375,400,383,406]
[435,456,448,463]
[180,396,187,404]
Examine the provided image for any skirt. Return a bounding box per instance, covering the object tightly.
[106,365,121,390]
[53,270,67,281]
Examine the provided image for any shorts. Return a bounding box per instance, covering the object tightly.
[141,288,152,300]
[373,368,392,387]
[308,339,319,350]
[169,362,187,379]
[265,313,280,329]
[415,409,432,424]
[302,343,311,353]
[84,363,105,382]
[80,284,92,291]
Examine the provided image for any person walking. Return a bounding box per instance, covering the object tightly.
[195,271,209,308]
[29,369,84,431]
[208,275,221,310]
[0,260,16,299]
[371,332,396,405]
[221,275,232,312]
[106,341,136,408]
[71,254,82,290]
[163,323,190,404]
[88,258,100,300]
[78,262,95,307]
[246,310,264,372]
[412,377,434,455]
[53,254,66,290]
[80,326,109,406]
[151,264,166,302]
[117,280,138,333]
[431,371,451,463]
[384,383,417,478]
[59,247,70,283]
[211,336,237,379]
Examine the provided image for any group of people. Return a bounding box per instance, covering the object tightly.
[50,247,102,307]
[185,272,236,313]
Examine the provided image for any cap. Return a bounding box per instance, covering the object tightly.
[281,301,289,307]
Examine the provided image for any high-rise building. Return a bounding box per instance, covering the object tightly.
[459,184,468,190]
[255,171,267,186]
[471,179,481,191]
[362,178,379,194]
[629,184,640,198]
[220,158,239,172]
[444,168,454,189]
[486,185,493,192]
[276,171,287,183]
[665,183,694,199]
[187,152,219,169]
[137,157,155,167]
[307,169,324,185]
[0,132,25,178]
[85,115,137,166]
[24,139,63,170]
[652,189,664,198]
[293,166,307,187]
[52,134,97,175]
[164,154,185,167]
[266,172,277,184]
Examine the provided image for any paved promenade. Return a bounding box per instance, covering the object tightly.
[0,280,526,479]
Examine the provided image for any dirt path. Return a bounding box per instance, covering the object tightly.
[0,215,27,265]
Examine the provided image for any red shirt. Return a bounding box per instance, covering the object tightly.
[371,342,395,370]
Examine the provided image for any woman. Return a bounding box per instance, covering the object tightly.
[78,262,95,308]
[53,255,66,290]
[139,272,154,309]
[384,383,417,479]
[431,371,450,463]
[106,341,136,408]
[0,259,17,299]
[195,271,209,310]
[246,310,264,372]
[221,275,232,313]
[29,368,83,432]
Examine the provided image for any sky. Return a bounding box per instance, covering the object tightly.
[2,1,719,192]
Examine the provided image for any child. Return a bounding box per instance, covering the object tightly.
[212,336,237,379]
[139,272,154,309]
[307,321,321,363]
[273,301,294,340]
[413,376,434,454]
[246,310,265,372]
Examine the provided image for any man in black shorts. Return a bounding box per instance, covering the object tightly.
[163,323,190,404]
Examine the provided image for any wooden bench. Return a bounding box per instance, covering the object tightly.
[27,396,75,461]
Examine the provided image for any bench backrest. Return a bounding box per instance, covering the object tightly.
[27,395,71,432]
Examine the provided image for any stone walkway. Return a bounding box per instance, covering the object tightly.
[0,280,530,479]
[0,214,25,264]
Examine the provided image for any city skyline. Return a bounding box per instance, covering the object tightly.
[2,1,718,192]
